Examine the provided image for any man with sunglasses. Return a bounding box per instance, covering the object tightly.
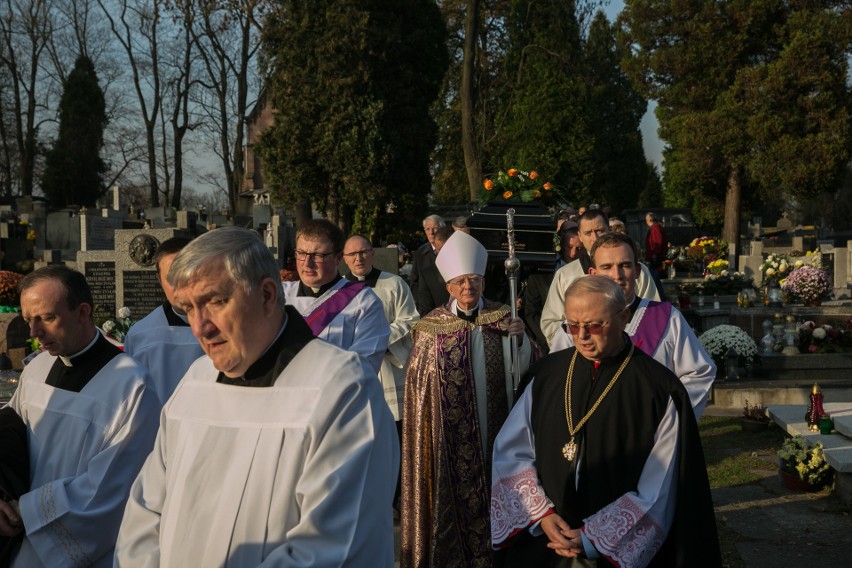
[400,230,535,568]
[490,276,720,567]
[281,219,389,374]
[551,232,715,418]
[540,209,661,348]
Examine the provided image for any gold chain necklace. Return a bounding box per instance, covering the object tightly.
[562,343,634,462]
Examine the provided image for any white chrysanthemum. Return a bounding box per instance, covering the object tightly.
[812,328,826,340]
[102,321,116,333]
[118,306,132,319]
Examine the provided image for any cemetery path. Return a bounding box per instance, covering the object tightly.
[706,407,852,568]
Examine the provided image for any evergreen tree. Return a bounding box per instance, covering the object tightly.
[496,0,594,205]
[257,0,447,237]
[621,0,852,245]
[41,55,107,208]
[584,11,648,214]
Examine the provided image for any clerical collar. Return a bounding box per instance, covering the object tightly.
[586,334,632,368]
[217,306,315,387]
[451,298,484,322]
[297,274,342,298]
[345,267,381,288]
[59,330,100,367]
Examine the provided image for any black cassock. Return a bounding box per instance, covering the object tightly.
[496,339,721,568]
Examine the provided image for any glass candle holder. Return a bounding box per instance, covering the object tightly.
[818,415,833,435]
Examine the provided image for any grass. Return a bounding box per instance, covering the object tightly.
[699,415,785,488]
[699,415,806,568]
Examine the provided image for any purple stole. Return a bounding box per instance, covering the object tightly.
[303,281,366,336]
[631,301,672,357]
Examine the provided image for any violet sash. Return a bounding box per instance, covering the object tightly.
[631,301,672,357]
[304,281,366,336]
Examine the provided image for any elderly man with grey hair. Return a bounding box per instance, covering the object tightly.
[409,213,450,315]
[115,226,399,567]
[491,276,719,567]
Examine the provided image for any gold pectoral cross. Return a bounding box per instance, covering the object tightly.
[562,438,577,462]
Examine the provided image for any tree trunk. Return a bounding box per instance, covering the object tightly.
[461,0,481,203]
[723,165,742,259]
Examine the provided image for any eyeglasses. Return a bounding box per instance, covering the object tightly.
[295,250,337,263]
[448,276,483,287]
[343,249,373,258]
[562,321,611,335]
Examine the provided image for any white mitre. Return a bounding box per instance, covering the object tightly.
[435,231,488,282]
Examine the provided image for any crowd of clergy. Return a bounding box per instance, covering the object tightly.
[0,207,722,567]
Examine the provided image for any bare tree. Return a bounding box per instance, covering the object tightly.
[184,0,263,213]
[0,0,56,197]
[97,0,164,206]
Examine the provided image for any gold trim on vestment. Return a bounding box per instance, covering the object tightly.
[412,305,511,335]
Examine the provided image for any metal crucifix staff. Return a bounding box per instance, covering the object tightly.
[504,208,522,393]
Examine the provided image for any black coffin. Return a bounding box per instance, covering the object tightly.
[467,202,556,270]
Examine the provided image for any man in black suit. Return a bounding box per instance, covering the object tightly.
[409,214,450,315]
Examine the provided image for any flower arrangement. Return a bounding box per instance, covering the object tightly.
[686,237,727,266]
[677,273,753,297]
[0,271,23,306]
[481,168,558,204]
[102,306,136,342]
[777,435,833,489]
[705,259,729,275]
[798,321,852,353]
[759,253,791,284]
[699,324,759,370]
[782,265,832,305]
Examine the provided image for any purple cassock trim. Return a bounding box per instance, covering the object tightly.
[631,301,672,357]
[304,281,365,336]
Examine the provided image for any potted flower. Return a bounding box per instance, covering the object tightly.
[740,399,770,431]
[797,321,852,353]
[698,324,759,379]
[777,435,833,491]
[782,265,832,307]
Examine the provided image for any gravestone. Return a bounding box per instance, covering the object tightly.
[45,210,82,258]
[114,228,188,320]
[78,250,117,323]
[81,211,123,251]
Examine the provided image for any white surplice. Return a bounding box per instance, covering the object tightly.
[114,339,399,567]
[370,272,419,421]
[549,299,716,418]
[540,260,661,347]
[282,279,390,375]
[123,304,205,407]
[9,350,159,567]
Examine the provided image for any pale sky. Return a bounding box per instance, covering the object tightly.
[604,0,665,170]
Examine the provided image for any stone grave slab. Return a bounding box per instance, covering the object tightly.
[114,228,187,320]
[767,403,852,473]
[77,250,117,323]
[81,212,123,251]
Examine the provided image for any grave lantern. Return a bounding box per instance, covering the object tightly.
[725,347,739,380]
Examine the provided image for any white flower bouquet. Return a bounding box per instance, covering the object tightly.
[102,306,136,342]
[699,324,759,370]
